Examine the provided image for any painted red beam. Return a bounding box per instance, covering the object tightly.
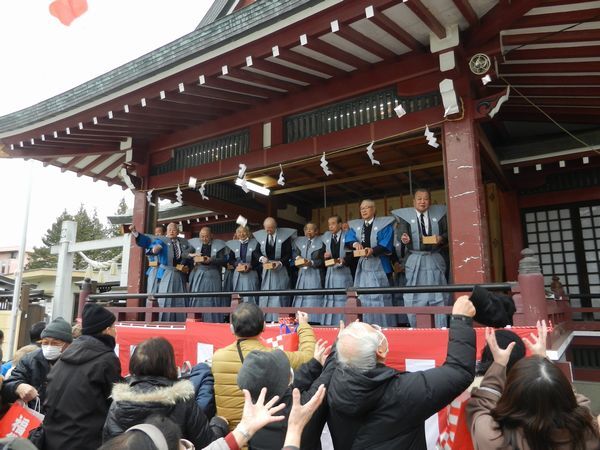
[59,155,88,172]
[500,61,600,74]
[110,110,200,127]
[226,67,304,93]
[465,0,542,49]
[140,97,222,117]
[180,191,265,224]
[7,145,118,158]
[502,28,600,46]
[273,48,349,77]
[244,57,327,85]
[370,7,424,52]
[199,76,280,99]
[94,155,125,179]
[301,37,372,70]
[405,0,446,39]
[491,86,600,97]
[512,7,600,29]
[126,104,216,122]
[505,44,600,61]
[508,97,600,107]
[452,0,479,28]
[496,75,600,86]
[335,23,399,60]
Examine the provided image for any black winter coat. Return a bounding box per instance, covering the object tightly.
[249,358,332,450]
[103,376,227,448]
[1,349,52,411]
[42,335,121,450]
[327,317,476,450]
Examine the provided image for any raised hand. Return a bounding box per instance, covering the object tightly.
[238,388,286,438]
[485,327,515,368]
[523,320,548,357]
[313,339,332,366]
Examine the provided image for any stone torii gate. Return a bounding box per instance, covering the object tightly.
[50,220,131,320]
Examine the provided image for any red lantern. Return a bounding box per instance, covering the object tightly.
[49,0,88,26]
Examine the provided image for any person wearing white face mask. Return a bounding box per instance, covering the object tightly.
[1,317,73,413]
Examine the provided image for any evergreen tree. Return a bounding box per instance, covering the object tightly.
[27,203,123,270]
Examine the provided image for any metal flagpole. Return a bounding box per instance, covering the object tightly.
[8,162,33,360]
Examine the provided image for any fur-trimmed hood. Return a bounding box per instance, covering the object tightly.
[112,378,195,405]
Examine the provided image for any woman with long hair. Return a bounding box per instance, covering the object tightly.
[468,322,600,450]
[103,337,228,448]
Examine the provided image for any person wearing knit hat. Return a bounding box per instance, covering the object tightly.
[1,317,73,412]
[82,303,117,336]
[42,303,121,450]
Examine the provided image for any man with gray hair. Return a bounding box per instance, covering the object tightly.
[326,296,477,449]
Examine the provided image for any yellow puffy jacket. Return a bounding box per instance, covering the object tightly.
[211,323,315,429]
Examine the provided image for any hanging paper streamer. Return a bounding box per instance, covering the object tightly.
[176,185,183,204]
[240,176,250,193]
[188,176,197,189]
[146,189,156,206]
[394,104,406,118]
[238,164,247,179]
[424,125,440,148]
[488,86,510,118]
[119,168,136,191]
[199,181,209,200]
[481,75,492,85]
[49,0,88,26]
[320,153,333,176]
[236,215,248,227]
[277,164,285,186]
[366,141,380,166]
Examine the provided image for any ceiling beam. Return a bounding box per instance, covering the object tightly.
[405,0,447,39]
[297,38,370,70]
[334,24,398,60]
[369,7,425,52]
[466,0,542,50]
[94,155,126,179]
[274,48,348,77]
[452,0,479,28]
[253,56,328,84]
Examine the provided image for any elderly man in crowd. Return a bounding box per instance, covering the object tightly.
[325,296,476,449]
[189,226,229,323]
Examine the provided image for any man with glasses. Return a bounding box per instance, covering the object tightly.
[345,200,397,327]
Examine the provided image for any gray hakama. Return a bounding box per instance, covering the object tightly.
[255,228,296,322]
[227,238,260,304]
[392,205,448,328]
[156,237,192,322]
[292,236,325,324]
[348,217,397,327]
[188,239,228,323]
[392,229,409,325]
[321,231,353,326]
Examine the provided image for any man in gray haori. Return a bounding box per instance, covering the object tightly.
[227,225,261,304]
[321,215,353,325]
[152,222,193,322]
[345,200,397,327]
[292,222,325,324]
[254,217,296,322]
[392,188,449,328]
[189,226,230,323]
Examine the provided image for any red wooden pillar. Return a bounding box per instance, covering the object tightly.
[498,190,523,281]
[443,102,490,285]
[127,190,152,295]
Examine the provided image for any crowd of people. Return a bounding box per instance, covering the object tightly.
[130,190,450,328]
[0,297,598,449]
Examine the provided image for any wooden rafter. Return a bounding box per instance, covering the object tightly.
[452,0,479,28]
[369,7,424,52]
[405,0,447,39]
[334,25,398,60]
